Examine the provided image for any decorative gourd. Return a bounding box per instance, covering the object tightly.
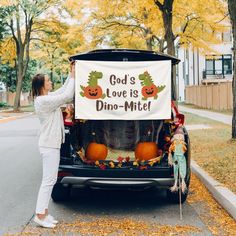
[86,132,108,161]
[135,130,158,161]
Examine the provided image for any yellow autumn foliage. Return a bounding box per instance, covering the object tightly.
[0,37,16,65]
[31,15,86,75]
[0,0,16,7]
[174,0,228,54]
[64,0,229,54]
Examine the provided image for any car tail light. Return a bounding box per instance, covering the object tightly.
[176,113,185,125]
[171,101,185,126]
[64,120,74,126]
[62,111,74,126]
[58,171,73,177]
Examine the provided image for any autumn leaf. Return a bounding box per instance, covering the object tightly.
[117,156,124,162]
[133,161,139,167]
[140,160,146,166]
[84,159,95,165]
[109,161,115,168]
[117,163,122,168]
[99,163,106,170]
[139,166,148,170]
[148,161,155,167]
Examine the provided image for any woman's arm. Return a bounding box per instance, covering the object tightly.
[39,78,75,112]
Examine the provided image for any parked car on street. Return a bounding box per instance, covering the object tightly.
[51,49,191,203]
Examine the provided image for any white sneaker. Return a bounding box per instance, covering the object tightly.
[34,215,56,228]
[46,214,58,224]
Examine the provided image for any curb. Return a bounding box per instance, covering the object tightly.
[0,108,12,112]
[191,160,236,220]
[0,112,34,124]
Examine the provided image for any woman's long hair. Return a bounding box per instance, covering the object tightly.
[31,74,45,98]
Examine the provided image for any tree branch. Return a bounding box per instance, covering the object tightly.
[154,0,163,11]
[99,17,147,33]
[30,37,58,44]
[215,13,230,24]
[9,20,18,44]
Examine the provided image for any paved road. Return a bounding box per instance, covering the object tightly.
[0,115,41,235]
[0,115,223,235]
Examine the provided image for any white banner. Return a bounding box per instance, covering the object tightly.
[75,60,171,120]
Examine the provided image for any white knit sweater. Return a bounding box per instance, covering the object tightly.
[34,76,75,149]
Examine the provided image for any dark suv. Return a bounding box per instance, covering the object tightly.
[51,49,191,203]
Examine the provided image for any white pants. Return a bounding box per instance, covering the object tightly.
[35,147,60,214]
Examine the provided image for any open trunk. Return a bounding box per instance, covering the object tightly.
[63,117,175,168]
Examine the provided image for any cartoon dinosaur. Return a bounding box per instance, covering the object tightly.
[80,71,106,99]
[138,71,166,100]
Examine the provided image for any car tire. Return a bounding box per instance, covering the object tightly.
[166,179,190,204]
[166,188,188,203]
[51,183,71,202]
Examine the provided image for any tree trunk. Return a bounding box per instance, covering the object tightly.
[13,49,24,111]
[232,36,236,139]
[146,37,153,51]
[155,0,176,100]
[143,10,153,51]
[50,66,54,89]
[228,0,236,139]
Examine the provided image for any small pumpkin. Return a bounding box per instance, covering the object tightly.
[141,84,158,98]
[135,130,158,161]
[135,142,158,161]
[84,85,103,99]
[86,142,108,161]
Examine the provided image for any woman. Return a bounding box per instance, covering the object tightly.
[31,62,75,228]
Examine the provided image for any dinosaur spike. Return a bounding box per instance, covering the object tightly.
[88,71,103,87]
[157,85,166,93]
[139,71,153,86]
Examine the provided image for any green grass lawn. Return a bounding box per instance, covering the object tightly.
[0,105,35,112]
[20,105,35,112]
[184,112,236,194]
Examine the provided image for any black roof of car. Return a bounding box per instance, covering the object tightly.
[69,49,180,65]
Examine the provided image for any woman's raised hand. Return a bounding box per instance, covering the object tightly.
[70,61,75,79]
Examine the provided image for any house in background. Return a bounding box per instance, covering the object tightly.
[0,82,6,92]
[177,25,233,107]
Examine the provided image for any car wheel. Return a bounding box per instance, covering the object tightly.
[51,183,71,202]
[166,187,188,203]
[166,180,189,204]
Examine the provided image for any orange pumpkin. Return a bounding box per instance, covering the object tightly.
[141,84,158,98]
[135,142,158,161]
[86,142,108,161]
[84,85,103,99]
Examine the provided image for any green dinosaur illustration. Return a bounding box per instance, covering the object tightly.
[138,71,166,100]
[80,71,106,99]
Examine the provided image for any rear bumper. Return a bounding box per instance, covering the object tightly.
[57,164,175,188]
[60,176,175,187]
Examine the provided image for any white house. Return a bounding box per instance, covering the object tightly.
[177,26,233,101]
[0,82,6,92]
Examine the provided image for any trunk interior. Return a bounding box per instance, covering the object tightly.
[66,119,174,167]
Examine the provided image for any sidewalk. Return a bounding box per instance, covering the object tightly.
[179,105,232,125]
